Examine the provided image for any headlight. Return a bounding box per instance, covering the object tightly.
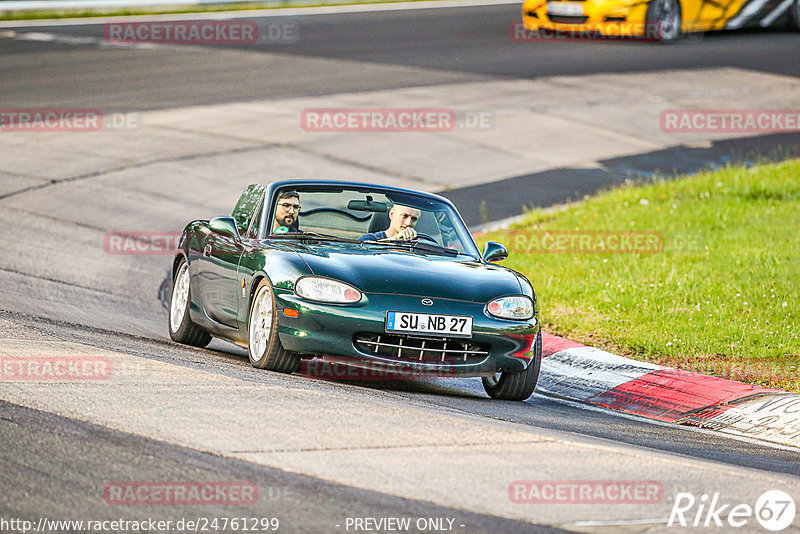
[486,295,534,320]
[295,277,362,303]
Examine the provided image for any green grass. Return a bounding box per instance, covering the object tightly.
[0,0,443,21]
[478,160,800,391]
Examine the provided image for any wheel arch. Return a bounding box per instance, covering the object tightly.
[172,252,187,280]
[249,273,270,312]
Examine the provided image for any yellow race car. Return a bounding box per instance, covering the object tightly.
[521,0,800,40]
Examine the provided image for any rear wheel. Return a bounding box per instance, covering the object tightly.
[248,280,300,373]
[482,332,541,401]
[646,0,682,41]
[168,259,212,347]
[790,0,800,30]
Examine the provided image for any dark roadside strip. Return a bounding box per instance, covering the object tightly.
[440,132,800,227]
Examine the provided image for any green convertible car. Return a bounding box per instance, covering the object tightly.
[168,180,541,400]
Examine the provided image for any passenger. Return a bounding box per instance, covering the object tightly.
[358,204,420,241]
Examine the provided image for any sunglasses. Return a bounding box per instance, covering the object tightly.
[278,202,301,212]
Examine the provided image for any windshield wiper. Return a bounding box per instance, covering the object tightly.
[268,233,458,255]
[364,239,458,256]
[267,232,362,244]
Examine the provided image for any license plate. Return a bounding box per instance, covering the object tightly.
[547,2,584,16]
[386,312,472,338]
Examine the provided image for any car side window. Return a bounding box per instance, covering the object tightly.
[244,193,265,239]
[231,184,267,235]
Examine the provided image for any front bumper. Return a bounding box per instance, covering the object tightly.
[273,290,539,377]
[520,0,652,38]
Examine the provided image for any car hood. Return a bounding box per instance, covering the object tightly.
[285,242,524,302]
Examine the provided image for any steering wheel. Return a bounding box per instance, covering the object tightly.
[416,232,438,244]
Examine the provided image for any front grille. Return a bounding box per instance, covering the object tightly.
[548,15,588,23]
[355,333,489,365]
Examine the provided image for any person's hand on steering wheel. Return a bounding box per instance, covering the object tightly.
[383,227,417,241]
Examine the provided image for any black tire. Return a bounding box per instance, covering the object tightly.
[645,0,683,42]
[168,258,212,347]
[247,280,300,373]
[482,331,542,401]
[790,0,800,30]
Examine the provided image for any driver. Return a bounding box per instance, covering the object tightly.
[358,204,420,242]
[273,190,301,233]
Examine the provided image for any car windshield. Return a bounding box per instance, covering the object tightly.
[263,185,481,258]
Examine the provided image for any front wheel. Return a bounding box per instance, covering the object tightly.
[645,0,682,41]
[482,332,541,401]
[168,258,212,347]
[248,280,300,373]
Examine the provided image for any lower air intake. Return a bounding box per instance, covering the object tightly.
[355,333,489,365]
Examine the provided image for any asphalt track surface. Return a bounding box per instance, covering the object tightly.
[2,4,800,110]
[3,4,800,224]
[1,3,800,532]
[2,400,564,533]
[2,308,799,528]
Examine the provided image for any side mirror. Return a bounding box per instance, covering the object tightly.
[209,216,240,241]
[482,241,508,262]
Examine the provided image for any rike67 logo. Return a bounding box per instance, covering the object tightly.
[669,490,796,531]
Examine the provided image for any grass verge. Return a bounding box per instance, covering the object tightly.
[477,160,800,392]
